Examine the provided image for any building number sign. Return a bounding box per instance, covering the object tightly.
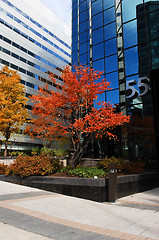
[126,76,150,99]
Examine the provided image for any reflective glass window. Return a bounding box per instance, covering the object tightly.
[35,55,41,60]
[105,38,117,56]
[20,79,25,85]
[72,34,78,43]
[93,58,104,72]
[79,11,87,23]
[106,89,119,104]
[28,61,34,67]
[19,67,26,74]
[20,46,27,53]
[3,48,10,55]
[12,42,19,48]
[103,0,114,10]
[27,71,34,77]
[106,71,119,89]
[72,2,78,12]
[79,42,88,55]
[35,65,40,70]
[125,47,139,76]
[72,50,78,60]
[72,9,78,19]
[92,0,102,16]
[92,27,103,45]
[79,20,88,33]
[3,37,11,44]
[79,31,89,44]
[104,7,115,25]
[94,92,106,109]
[72,42,78,51]
[79,1,87,13]
[105,54,118,73]
[72,17,78,28]
[1,59,9,66]
[92,12,103,30]
[11,52,19,59]
[11,63,18,70]
[104,22,116,40]
[79,53,87,64]
[92,42,104,60]
[122,0,143,23]
[20,56,26,63]
[26,82,34,88]
[123,20,137,48]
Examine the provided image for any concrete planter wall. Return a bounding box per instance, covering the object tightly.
[0,172,159,202]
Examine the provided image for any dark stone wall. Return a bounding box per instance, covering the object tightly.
[0,172,159,202]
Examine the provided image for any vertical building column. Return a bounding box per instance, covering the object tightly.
[115,0,127,115]
[89,0,93,68]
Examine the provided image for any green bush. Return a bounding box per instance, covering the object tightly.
[68,167,107,178]
[5,154,62,177]
[53,149,68,157]
[40,147,55,156]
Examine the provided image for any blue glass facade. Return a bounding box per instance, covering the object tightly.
[72,0,159,167]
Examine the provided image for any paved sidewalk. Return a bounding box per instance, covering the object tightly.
[0,180,159,240]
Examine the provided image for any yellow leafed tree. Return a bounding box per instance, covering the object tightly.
[0,65,29,156]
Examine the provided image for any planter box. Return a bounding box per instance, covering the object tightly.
[0,172,159,202]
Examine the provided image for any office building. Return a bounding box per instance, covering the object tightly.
[72,0,159,166]
[0,0,71,151]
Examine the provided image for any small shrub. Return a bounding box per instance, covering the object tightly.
[121,161,145,174]
[98,156,145,174]
[40,147,55,156]
[68,167,107,178]
[5,154,62,177]
[98,156,123,172]
[0,163,6,174]
[53,149,68,157]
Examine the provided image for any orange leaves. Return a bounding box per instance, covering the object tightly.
[0,65,29,139]
[28,65,130,144]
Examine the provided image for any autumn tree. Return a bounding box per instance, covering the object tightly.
[0,65,29,156]
[28,65,130,168]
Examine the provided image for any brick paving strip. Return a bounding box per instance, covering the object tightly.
[118,199,159,207]
[0,193,156,240]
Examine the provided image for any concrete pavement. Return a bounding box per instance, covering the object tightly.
[0,180,159,240]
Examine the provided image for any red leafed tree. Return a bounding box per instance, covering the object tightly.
[27,65,130,168]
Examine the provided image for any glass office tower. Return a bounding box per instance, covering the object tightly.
[72,0,159,167]
[0,0,71,151]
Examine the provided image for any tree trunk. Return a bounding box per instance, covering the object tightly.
[4,126,10,157]
[4,138,8,157]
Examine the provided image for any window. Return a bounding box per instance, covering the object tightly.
[104,7,115,25]
[27,71,34,77]
[19,68,26,74]
[12,42,19,48]
[106,54,118,73]
[92,12,103,30]
[11,63,18,70]
[20,46,27,53]
[105,38,117,56]
[20,56,26,63]
[92,0,102,16]
[3,48,10,55]
[92,42,104,61]
[11,52,19,59]
[20,79,25,85]
[92,27,103,45]
[93,58,105,72]
[28,61,34,67]
[3,37,11,44]
[106,89,119,104]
